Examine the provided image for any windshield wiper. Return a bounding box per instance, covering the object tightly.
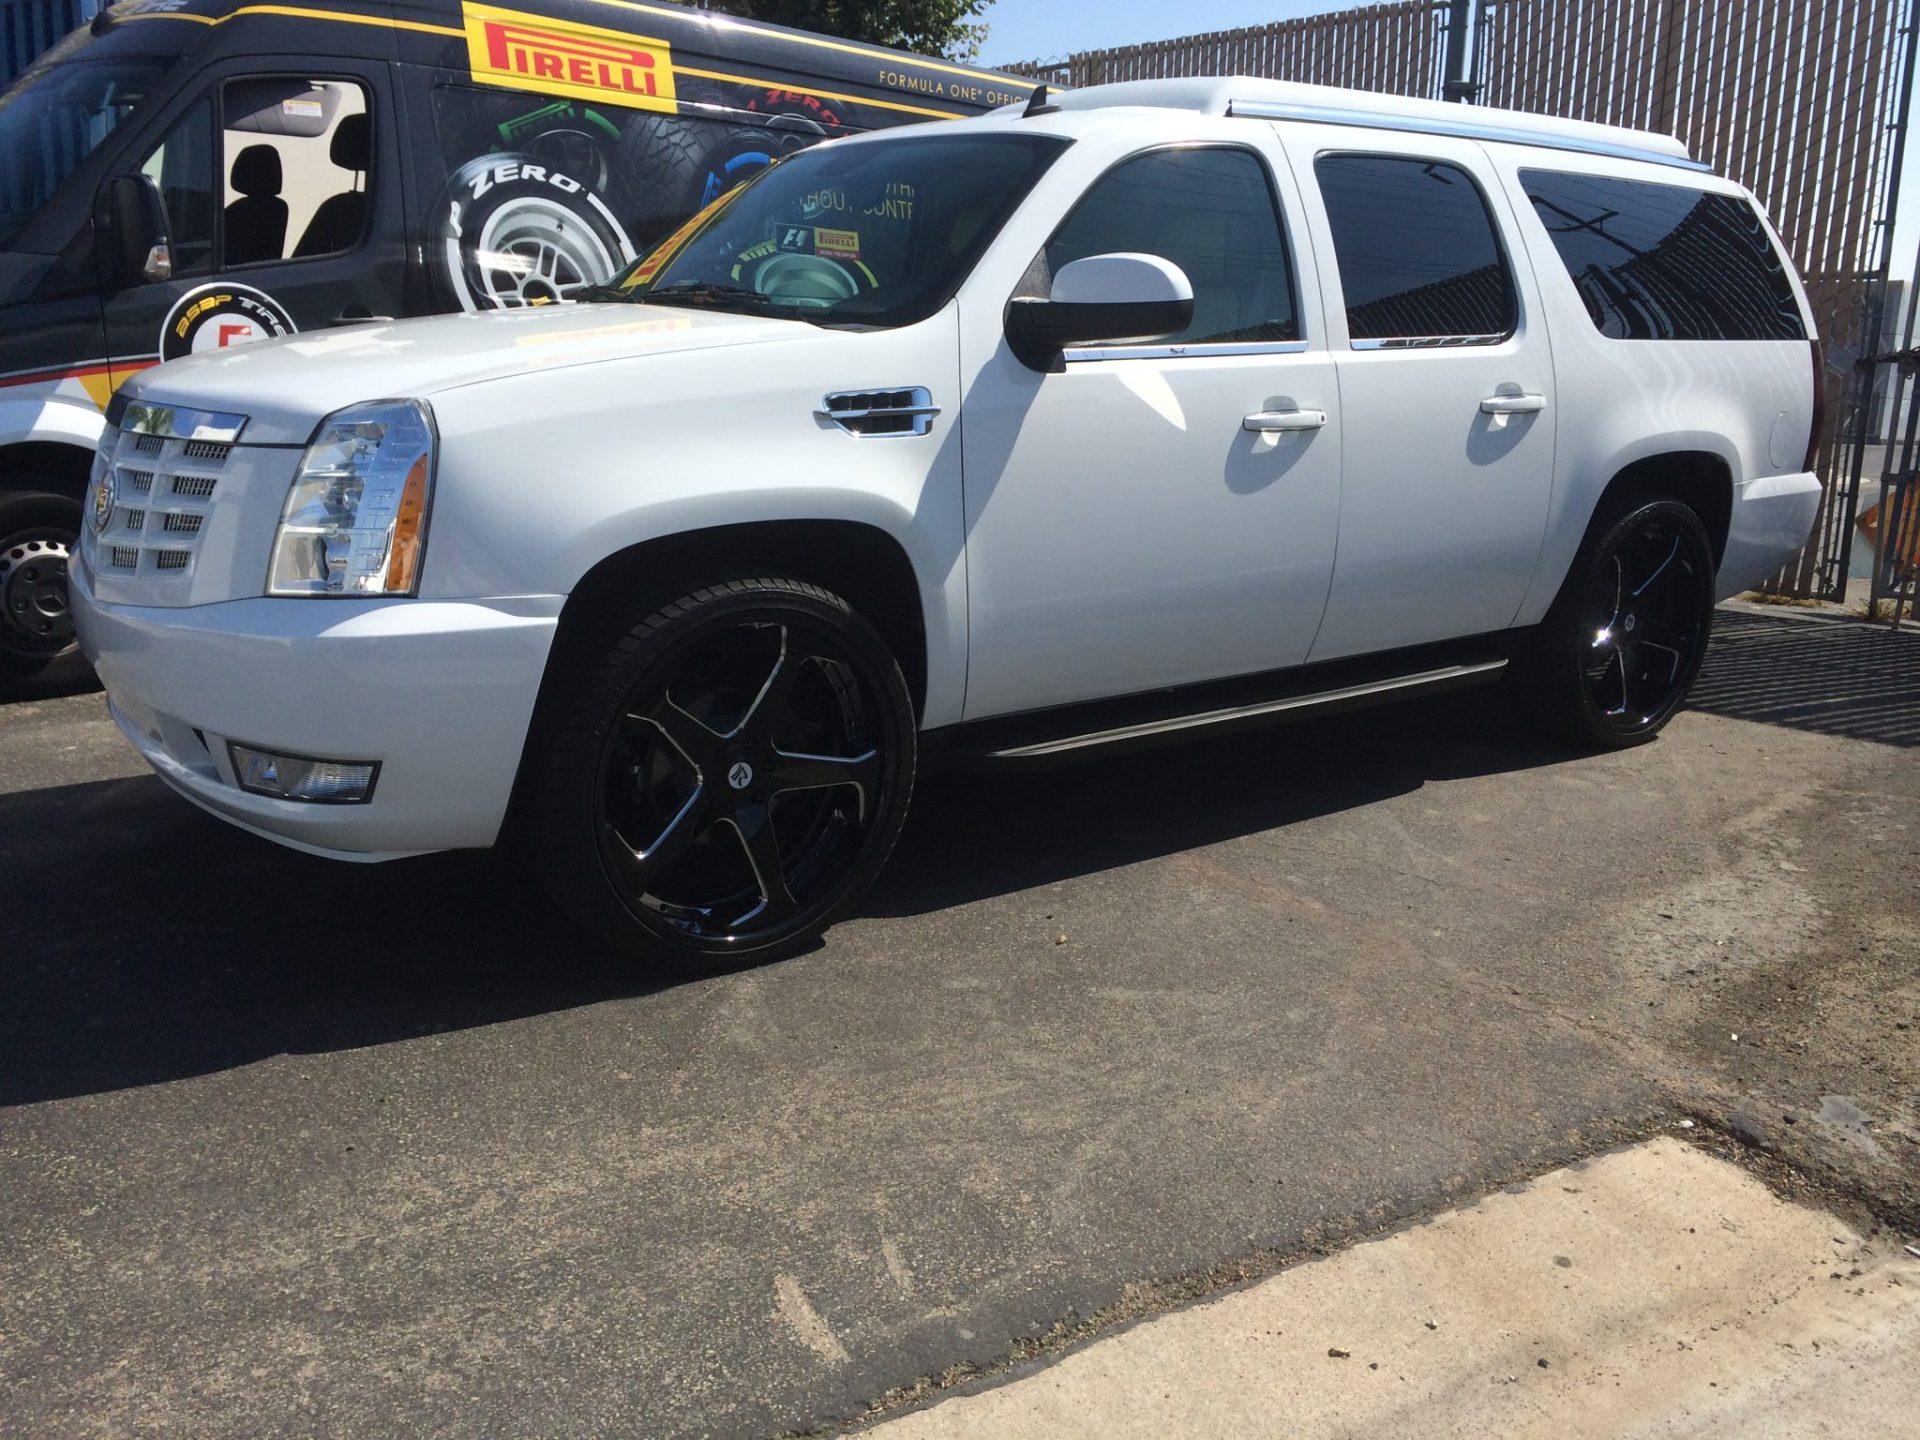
[637,281,818,322]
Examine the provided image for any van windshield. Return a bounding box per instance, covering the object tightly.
[607,131,1068,329]
[0,53,167,249]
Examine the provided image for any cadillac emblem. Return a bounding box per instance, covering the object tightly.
[90,470,117,535]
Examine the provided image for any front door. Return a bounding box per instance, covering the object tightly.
[101,60,408,389]
[960,142,1342,721]
[1282,133,1557,661]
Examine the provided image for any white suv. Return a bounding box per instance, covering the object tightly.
[72,78,1823,970]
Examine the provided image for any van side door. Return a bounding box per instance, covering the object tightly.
[1275,128,1556,662]
[100,59,407,383]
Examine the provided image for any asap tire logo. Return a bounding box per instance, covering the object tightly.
[161,284,297,361]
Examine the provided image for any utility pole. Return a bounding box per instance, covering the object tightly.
[1442,0,1478,102]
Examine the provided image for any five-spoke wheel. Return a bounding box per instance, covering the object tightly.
[527,577,914,969]
[1519,497,1716,748]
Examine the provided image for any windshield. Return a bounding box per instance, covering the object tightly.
[0,50,167,249]
[608,131,1068,328]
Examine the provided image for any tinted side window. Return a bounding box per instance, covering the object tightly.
[1520,170,1806,341]
[1314,155,1515,344]
[1041,147,1298,347]
[140,98,216,275]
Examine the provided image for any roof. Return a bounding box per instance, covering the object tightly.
[1011,77,1704,172]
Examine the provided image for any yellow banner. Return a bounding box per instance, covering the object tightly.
[463,2,677,113]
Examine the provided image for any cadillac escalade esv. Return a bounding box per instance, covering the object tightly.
[71,78,1825,970]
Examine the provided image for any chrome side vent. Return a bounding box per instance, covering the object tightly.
[110,546,139,570]
[170,475,217,497]
[816,387,940,438]
[134,433,165,453]
[182,440,231,462]
[161,513,203,534]
[155,549,191,571]
[125,470,154,493]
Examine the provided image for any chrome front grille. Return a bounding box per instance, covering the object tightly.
[98,427,232,583]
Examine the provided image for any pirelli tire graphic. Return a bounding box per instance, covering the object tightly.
[437,153,637,311]
[160,284,297,360]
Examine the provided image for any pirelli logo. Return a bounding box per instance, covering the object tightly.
[462,2,677,113]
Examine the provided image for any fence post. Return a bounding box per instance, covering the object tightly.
[1442,0,1478,101]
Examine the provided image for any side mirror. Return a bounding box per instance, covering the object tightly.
[102,174,174,287]
[1005,253,1194,369]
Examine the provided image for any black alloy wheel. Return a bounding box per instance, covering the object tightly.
[1521,497,1716,748]
[528,578,915,970]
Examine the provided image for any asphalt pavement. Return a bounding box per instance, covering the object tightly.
[2,609,1915,1438]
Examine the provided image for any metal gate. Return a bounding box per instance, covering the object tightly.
[1010,0,1915,607]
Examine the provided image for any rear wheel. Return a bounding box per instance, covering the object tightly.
[0,489,86,685]
[526,577,915,971]
[1516,497,1716,748]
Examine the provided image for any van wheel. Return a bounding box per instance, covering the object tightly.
[436,153,635,311]
[1515,498,1716,749]
[527,578,916,972]
[0,489,87,685]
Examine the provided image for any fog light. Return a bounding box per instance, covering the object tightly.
[228,742,380,804]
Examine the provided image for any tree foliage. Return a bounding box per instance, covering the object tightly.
[710,0,990,61]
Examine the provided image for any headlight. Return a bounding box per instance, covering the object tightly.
[268,399,436,596]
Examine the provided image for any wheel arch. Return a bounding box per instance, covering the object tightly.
[549,518,931,722]
[1587,449,1734,566]
[0,439,97,502]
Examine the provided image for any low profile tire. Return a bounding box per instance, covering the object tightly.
[0,488,89,686]
[526,578,916,972]
[1515,497,1717,749]
[436,153,635,311]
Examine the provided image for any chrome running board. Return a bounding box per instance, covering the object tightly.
[982,659,1508,761]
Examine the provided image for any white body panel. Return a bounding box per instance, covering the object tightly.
[69,80,1826,860]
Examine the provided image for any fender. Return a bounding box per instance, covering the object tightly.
[559,485,967,729]
[1513,428,1745,628]
[0,387,110,466]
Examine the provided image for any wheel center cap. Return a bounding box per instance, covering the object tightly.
[727,760,754,791]
[1623,614,1637,633]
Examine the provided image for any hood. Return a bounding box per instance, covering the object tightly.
[122,302,814,445]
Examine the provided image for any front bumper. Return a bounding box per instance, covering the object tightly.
[1718,471,1824,599]
[70,560,563,860]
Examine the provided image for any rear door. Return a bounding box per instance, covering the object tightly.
[1277,129,1556,661]
[101,58,407,383]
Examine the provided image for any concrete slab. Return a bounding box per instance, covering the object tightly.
[862,1138,1920,1439]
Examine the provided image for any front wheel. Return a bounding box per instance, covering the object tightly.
[0,489,87,686]
[525,578,916,971]
[1515,497,1717,749]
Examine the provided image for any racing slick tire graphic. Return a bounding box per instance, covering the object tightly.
[437,153,637,311]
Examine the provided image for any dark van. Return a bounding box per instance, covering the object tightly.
[0,0,1035,682]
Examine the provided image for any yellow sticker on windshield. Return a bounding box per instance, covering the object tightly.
[814,226,861,260]
[463,2,677,114]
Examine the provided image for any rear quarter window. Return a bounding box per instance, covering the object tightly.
[1520,169,1805,341]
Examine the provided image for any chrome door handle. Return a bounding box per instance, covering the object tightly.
[1479,393,1547,415]
[1243,408,1327,432]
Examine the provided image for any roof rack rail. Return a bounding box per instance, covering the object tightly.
[1021,78,1706,175]
[1226,97,1712,173]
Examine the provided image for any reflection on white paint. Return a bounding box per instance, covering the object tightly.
[1114,365,1186,431]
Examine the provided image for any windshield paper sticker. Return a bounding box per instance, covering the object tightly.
[462,2,677,114]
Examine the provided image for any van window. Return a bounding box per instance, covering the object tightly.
[1519,170,1806,342]
[0,54,165,249]
[1040,147,1299,348]
[222,79,371,264]
[1314,155,1515,346]
[140,97,216,274]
